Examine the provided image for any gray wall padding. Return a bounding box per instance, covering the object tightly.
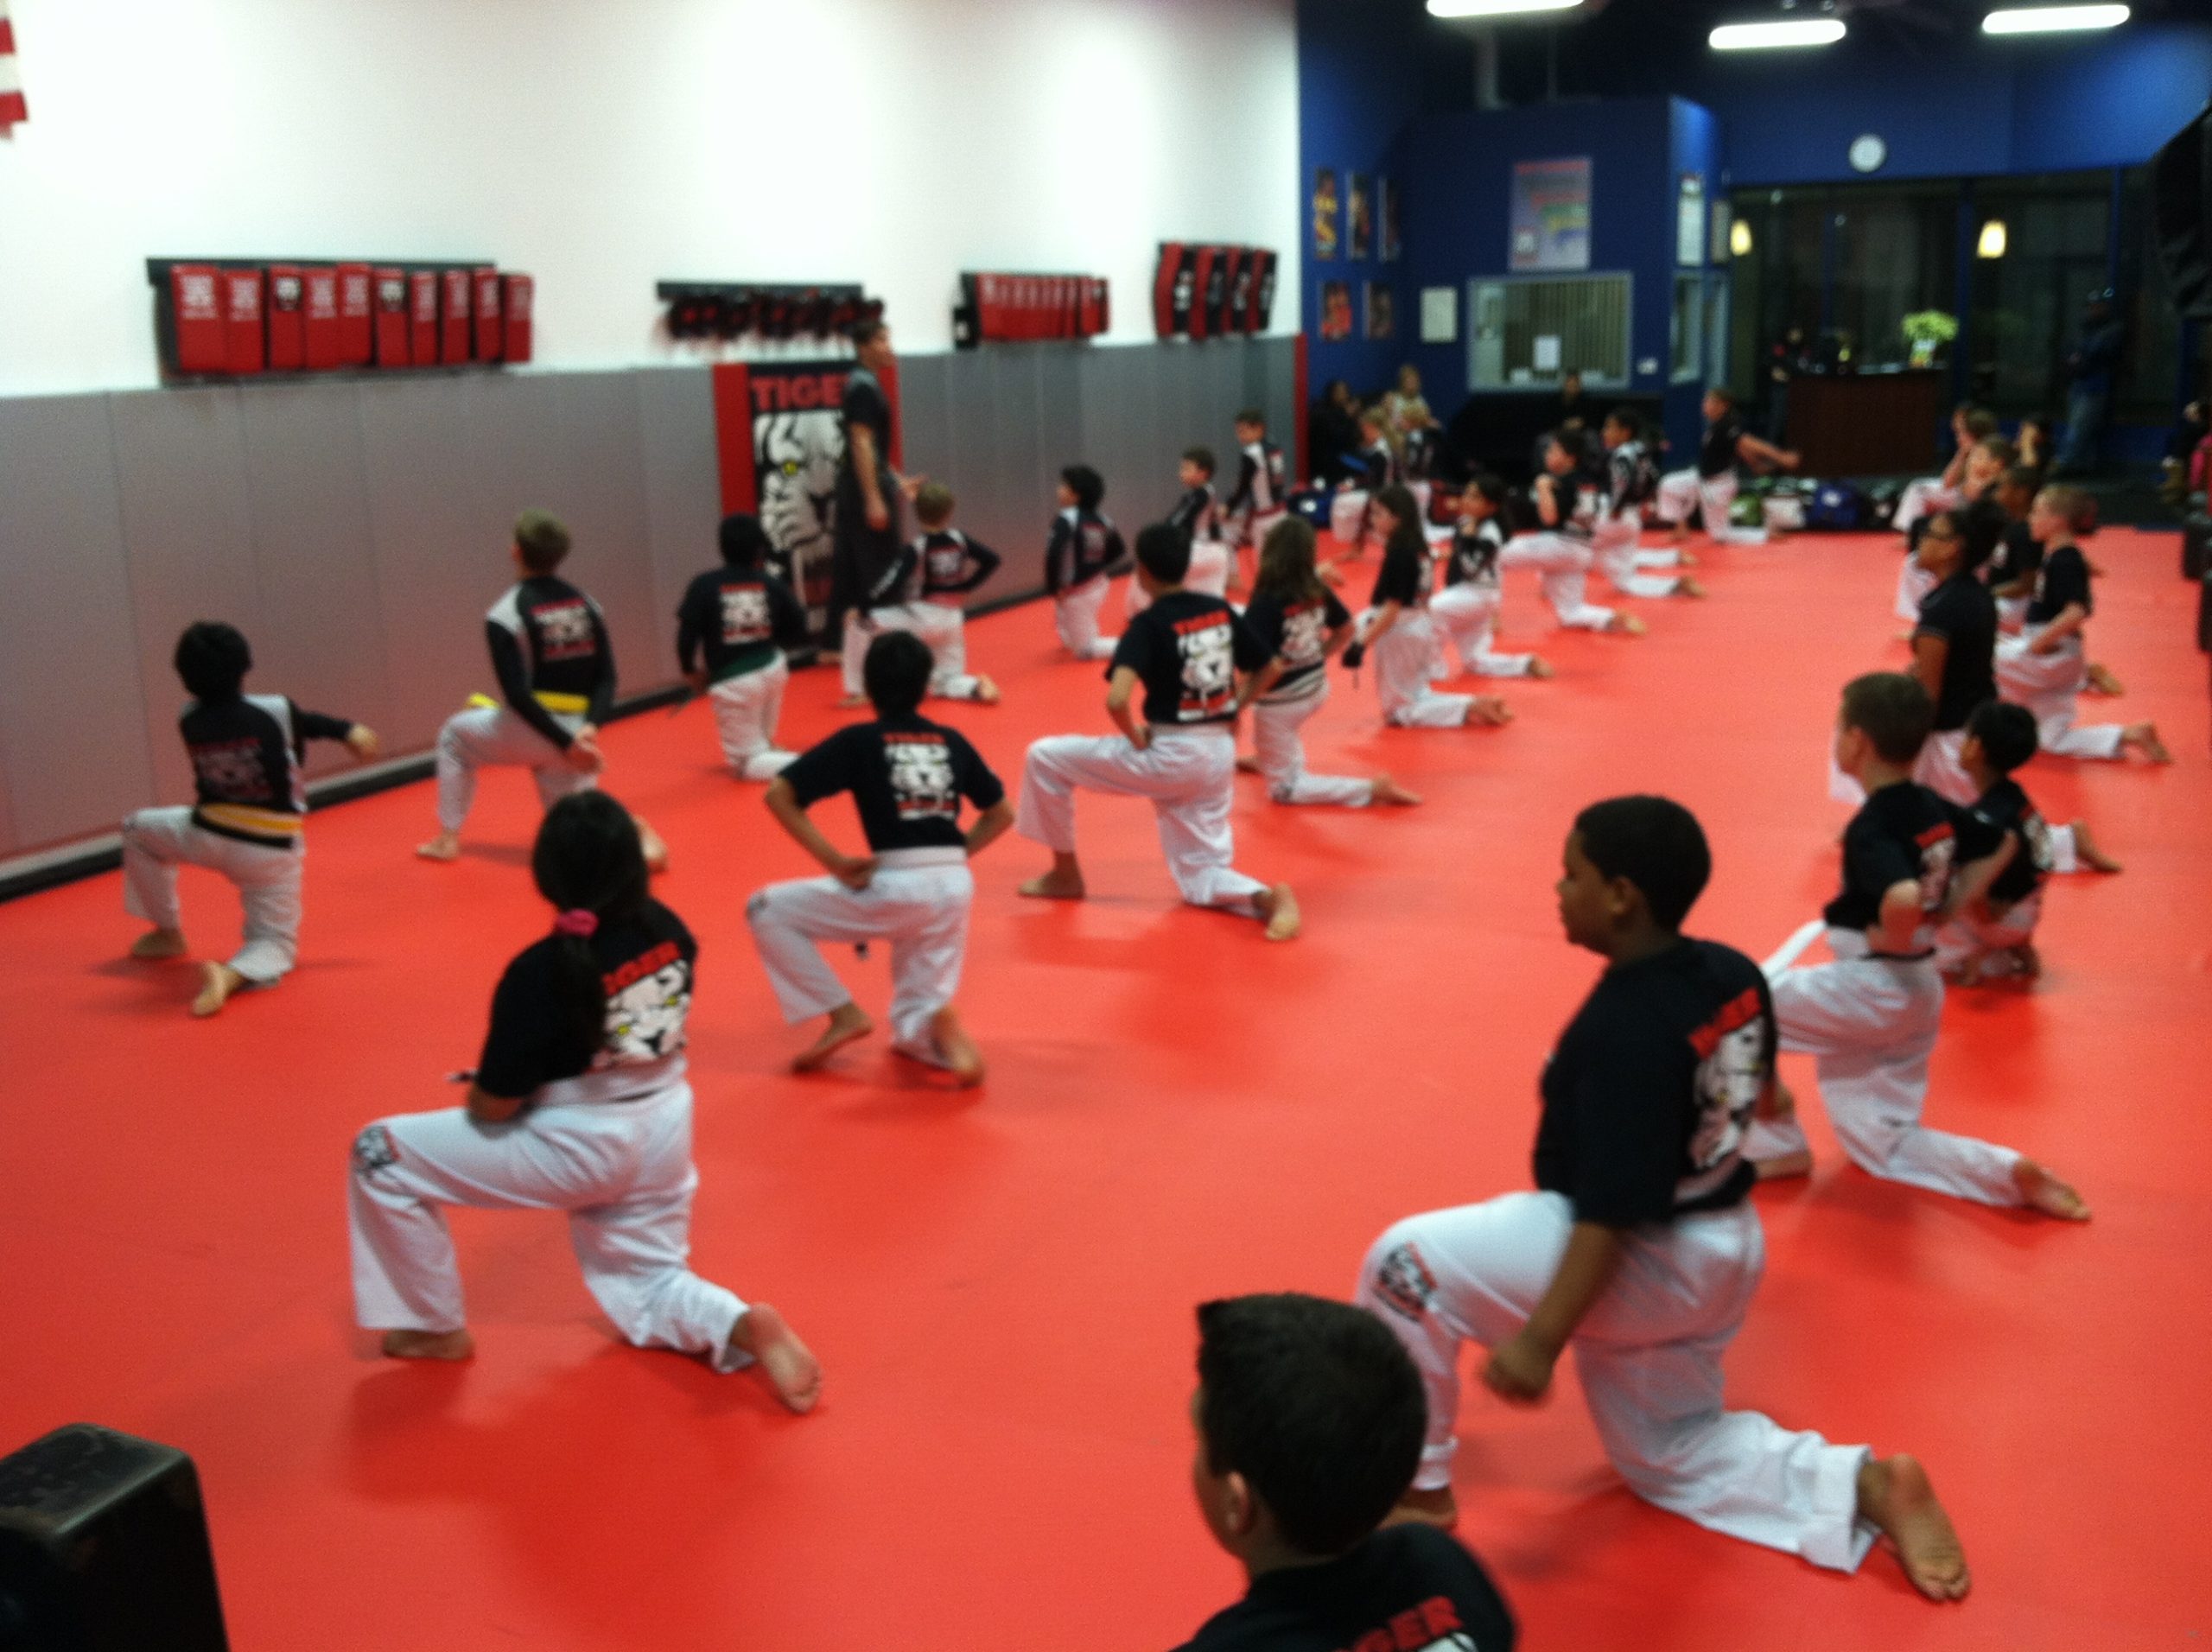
[0,336,1294,859]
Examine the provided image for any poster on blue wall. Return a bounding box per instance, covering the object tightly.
[1510,157,1591,273]
[1313,168,1339,260]
[1348,175,1373,259]
[1380,178,1402,262]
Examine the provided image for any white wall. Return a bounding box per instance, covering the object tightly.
[0,0,1300,396]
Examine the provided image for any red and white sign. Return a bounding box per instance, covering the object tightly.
[0,3,29,130]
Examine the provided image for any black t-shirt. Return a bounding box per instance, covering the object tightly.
[1531,939,1771,1228]
[1986,521,2044,591]
[1535,473,1589,539]
[1370,535,1434,610]
[917,530,1002,599]
[1957,776,2053,907]
[838,369,893,488]
[180,692,354,848]
[475,901,697,1101]
[1110,592,1269,726]
[1445,519,1503,588]
[1699,411,1745,479]
[1823,781,1959,947]
[779,714,1004,854]
[2026,543,2092,626]
[1170,1525,1516,1652]
[1243,587,1351,696]
[1914,574,1997,732]
[675,566,809,683]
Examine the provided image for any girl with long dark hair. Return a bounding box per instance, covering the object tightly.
[1344,487,1512,731]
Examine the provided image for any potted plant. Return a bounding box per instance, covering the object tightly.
[1902,309,1958,368]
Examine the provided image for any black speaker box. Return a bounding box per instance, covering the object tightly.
[2183,511,2211,582]
[2152,103,2212,320]
[0,1425,229,1652]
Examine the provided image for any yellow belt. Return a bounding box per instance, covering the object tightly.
[469,690,590,715]
[199,803,303,837]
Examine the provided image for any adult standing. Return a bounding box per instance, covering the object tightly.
[2053,291,2124,478]
[1766,325,1813,444]
[833,318,919,658]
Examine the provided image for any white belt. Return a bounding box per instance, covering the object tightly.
[874,846,968,870]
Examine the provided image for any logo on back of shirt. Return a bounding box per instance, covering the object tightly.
[191,737,272,802]
[2021,808,2055,874]
[1914,823,1957,913]
[719,583,771,645]
[1687,987,1769,1173]
[925,538,967,588]
[599,941,690,1066]
[1280,601,1329,669]
[1172,612,1236,720]
[532,597,598,662]
[885,732,957,820]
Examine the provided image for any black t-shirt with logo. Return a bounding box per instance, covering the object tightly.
[475,900,697,1101]
[779,714,1004,854]
[486,576,615,750]
[1046,507,1124,594]
[1243,587,1351,697]
[1370,535,1435,611]
[1986,521,2044,590]
[1530,938,1771,1228]
[1699,410,1745,479]
[1110,592,1269,726]
[1956,776,2052,907]
[1824,781,1959,947]
[675,565,810,683]
[180,692,356,848]
[1445,519,1503,589]
[916,529,1003,600]
[1914,573,1998,732]
[2026,543,2092,626]
[1169,1524,1516,1652]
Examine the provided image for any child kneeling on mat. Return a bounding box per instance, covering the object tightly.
[349,791,821,1410]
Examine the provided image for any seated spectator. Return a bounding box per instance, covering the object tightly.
[1308,380,1363,489]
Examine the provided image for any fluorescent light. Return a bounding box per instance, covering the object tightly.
[1427,0,1582,16]
[1710,19,1847,49]
[1983,5,2127,33]
[1978,219,2008,258]
[1731,219,1753,257]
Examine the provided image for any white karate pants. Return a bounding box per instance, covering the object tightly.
[1656,469,1768,545]
[1498,534,1617,630]
[121,806,302,985]
[1252,683,1372,807]
[1375,613,1478,728]
[842,604,929,697]
[1016,726,1268,917]
[348,1063,753,1369]
[1054,578,1117,661]
[1593,512,1684,598]
[1185,539,1232,600]
[1891,479,1958,537]
[1429,584,1538,677]
[908,601,988,700]
[1828,728,1976,810]
[1744,927,2025,1206]
[1894,557,1940,626]
[1357,1191,1875,1573]
[745,851,974,1061]
[1935,893,2041,976]
[709,659,796,780]
[1996,632,2126,760]
[434,705,596,833]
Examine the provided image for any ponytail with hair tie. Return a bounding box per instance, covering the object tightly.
[554,909,599,938]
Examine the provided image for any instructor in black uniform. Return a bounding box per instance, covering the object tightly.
[834,319,919,656]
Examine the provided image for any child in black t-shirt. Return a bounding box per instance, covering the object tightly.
[350,791,822,1409]
[1497,436,1643,633]
[1937,702,2121,986]
[1171,1293,1517,1652]
[1746,674,2088,1219]
[747,632,1014,1083]
[1993,485,2170,766]
[1224,410,1288,589]
[1357,795,1973,1601]
[1241,518,1419,809]
[1046,464,1125,662]
[1427,476,1552,680]
[1016,524,1300,939]
[1345,486,1514,728]
[674,513,811,780]
[123,621,378,1016]
[1592,408,1703,600]
[1654,386,1799,546]
[1892,505,2000,805]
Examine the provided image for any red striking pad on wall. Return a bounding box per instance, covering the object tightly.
[221,267,265,375]
[302,266,341,370]
[1249,249,1278,334]
[168,264,226,374]
[502,273,534,364]
[335,262,373,366]
[372,267,409,368]
[266,264,305,371]
[473,268,504,362]
[1186,246,1218,340]
[1154,245,1190,340]
[408,270,439,365]
[439,269,472,364]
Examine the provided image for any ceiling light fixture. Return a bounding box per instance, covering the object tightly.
[1709,19,1847,49]
[1978,219,2009,258]
[1982,5,2128,34]
[1427,0,1582,16]
[1731,220,1753,257]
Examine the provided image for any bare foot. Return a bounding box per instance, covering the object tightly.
[2009,943,2043,982]
[192,963,245,1018]
[130,928,188,961]
[1678,550,1700,568]
[973,676,1001,706]
[1019,867,1087,900]
[2070,820,2122,873]
[1754,1149,1813,1182]
[1258,883,1301,942]
[927,1006,985,1088]
[416,831,461,862]
[834,693,869,710]
[2126,723,2172,764]
[1611,613,1648,637]
[382,1327,475,1361]
[1677,576,1708,599]
[728,1304,823,1414]
[1385,1486,1459,1530]
[1370,773,1422,806]
[2085,662,2124,696]
[1236,752,1263,774]
[1525,656,1555,680]
[1858,1454,1969,1603]
[633,815,671,873]
[1467,696,1513,727]
[792,1003,873,1072]
[2013,1158,2089,1221]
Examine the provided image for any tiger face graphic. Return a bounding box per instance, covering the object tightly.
[755,410,842,606]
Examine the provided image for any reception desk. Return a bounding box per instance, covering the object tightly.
[1784,369,1948,477]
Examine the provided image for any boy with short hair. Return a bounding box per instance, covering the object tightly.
[747,631,1014,1083]
[419,511,665,868]
[1224,409,1288,588]
[1747,673,2088,1218]
[1045,463,1124,662]
[1171,1293,1518,1652]
[123,622,379,1017]
[1654,387,1800,546]
[675,512,811,780]
[1357,795,1974,1602]
[1499,435,1643,634]
[1894,404,1999,537]
[1016,523,1300,939]
[855,481,1003,704]
[1594,408,1703,599]
[1166,447,1230,600]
